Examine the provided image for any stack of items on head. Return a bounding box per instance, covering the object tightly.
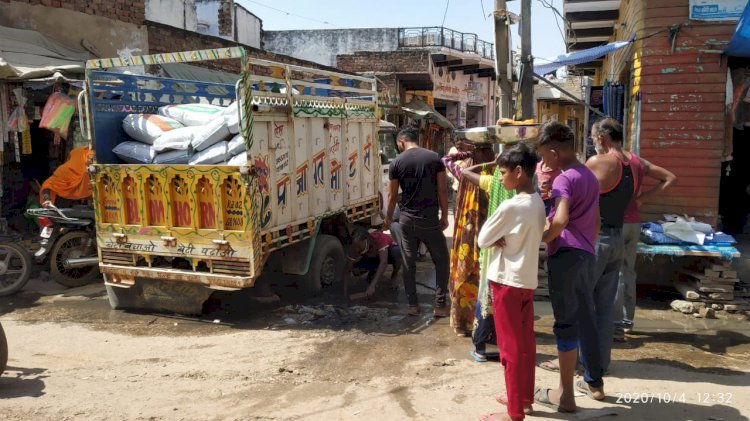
[113,102,247,166]
[536,243,549,298]
[672,258,749,317]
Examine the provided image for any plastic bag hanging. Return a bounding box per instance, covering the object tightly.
[7,87,29,133]
[40,91,76,139]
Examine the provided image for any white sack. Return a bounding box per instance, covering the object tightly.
[189,141,229,165]
[153,149,192,165]
[122,114,183,144]
[224,101,240,134]
[227,134,246,156]
[158,103,225,126]
[191,116,230,151]
[227,153,247,166]
[152,126,196,152]
[113,141,155,164]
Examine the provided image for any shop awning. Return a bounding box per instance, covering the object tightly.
[533,36,635,76]
[402,99,455,129]
[0,25,88,81]
[725,2,750,57]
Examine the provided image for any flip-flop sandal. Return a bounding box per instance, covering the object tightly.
[538,360,560,373]
[495,394,534,416]
[575,379,605,401]
[533,387,576,413]
[407,305,421,316]
[470,350,488,362]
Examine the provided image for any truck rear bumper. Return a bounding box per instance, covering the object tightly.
[100,264,255,290]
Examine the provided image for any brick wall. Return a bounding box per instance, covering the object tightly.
[337,50,431,74]
[147,21,350,74]
[0,0,145,24]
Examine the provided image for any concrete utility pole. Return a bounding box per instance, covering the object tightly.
[494,0,513,119]
[520,0,534,119]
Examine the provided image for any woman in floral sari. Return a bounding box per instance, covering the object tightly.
[442,144,495,336]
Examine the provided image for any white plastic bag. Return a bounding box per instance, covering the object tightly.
[113,141,155,164]
[663,221,706,245]
[227,134,246,156]
[158,103,225,126]
[189,141,229,165]
[122,114,183,144]
[153,149,191,165]
[227,153,247,166]
[191,116,230,151]
[152,126,196,152]
[224,102,240,134]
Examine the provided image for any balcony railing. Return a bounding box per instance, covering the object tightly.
[398,27,495,60]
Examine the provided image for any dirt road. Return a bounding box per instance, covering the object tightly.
[1,272,749,421]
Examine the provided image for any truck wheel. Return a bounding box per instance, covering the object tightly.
[301,234,345,294]
[105,279,143,310]
[0,322,7,376]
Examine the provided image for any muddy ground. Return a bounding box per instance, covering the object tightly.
[1,261,749,420]
[0,223,750,421]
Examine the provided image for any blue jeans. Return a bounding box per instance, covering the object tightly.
[548,248,603,388]
[583,229,625,379]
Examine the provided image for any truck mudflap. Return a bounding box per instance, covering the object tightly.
[101,264,254,290]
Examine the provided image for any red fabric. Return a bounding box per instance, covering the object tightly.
[622,153,644,223]
[491,282,535,419]
[369,231,395,251]
[535,161,561,201]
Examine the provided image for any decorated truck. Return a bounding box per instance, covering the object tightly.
[81,48,379,313]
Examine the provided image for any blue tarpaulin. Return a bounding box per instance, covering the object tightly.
[533,37,635,76]
[725,1,750,57]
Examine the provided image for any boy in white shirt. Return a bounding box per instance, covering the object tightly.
[477,143,546,421]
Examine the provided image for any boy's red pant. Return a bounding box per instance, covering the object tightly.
[491,282,536,419]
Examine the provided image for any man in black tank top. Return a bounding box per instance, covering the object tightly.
[581,118,630,398]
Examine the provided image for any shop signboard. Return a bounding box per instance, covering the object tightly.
[689,0,745,21]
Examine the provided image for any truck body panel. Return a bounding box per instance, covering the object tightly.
[86,48,379,290]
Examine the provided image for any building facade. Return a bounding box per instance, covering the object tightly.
[565,0,739,226]
[265,27,498,128]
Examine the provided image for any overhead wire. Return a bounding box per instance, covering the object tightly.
[537,0,576,51]
[242,0,339,28]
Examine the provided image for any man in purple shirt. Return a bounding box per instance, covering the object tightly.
[534,122,603,413]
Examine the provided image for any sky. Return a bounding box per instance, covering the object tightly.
[237,0,568,61]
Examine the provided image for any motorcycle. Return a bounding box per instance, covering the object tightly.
[25,204,99,288]
[0,218,33,297]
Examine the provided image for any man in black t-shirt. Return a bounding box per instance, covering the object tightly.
[384,126,450,317]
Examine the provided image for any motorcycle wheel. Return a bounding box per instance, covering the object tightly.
[0,322,7,375]
[0,242,33,297]
[50,231,100,288]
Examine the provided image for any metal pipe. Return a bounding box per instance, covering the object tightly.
[64,257,99,269]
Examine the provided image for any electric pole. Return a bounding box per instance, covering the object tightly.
[520,0,534,119]
[494,0,512,119]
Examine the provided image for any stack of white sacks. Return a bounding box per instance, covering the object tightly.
[114,102,247,165]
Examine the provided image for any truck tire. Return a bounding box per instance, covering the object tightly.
[0,322,7,376]
[106,277,212,315]
[300,234,345,295]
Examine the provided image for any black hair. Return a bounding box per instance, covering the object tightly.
[537,121,575,149]
[397,126,419,144]
[351,227,370,242]
[497,142,538,178]
[593,117,623,142]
